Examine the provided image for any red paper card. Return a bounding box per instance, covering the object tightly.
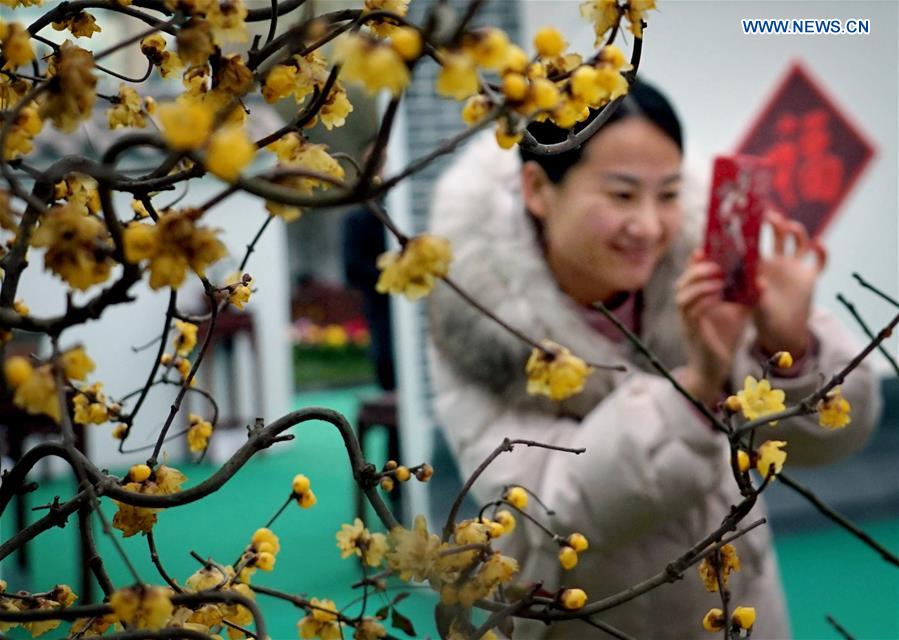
[735,63,875,238]
[704,156,769,306]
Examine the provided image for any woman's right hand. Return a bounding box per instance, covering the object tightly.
[674,249,751,405]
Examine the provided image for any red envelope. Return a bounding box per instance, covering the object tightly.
[703,156,770,306]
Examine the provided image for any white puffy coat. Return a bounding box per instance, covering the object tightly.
[425,133,881,639]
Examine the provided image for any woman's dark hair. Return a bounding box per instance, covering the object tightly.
[519,79,683,184]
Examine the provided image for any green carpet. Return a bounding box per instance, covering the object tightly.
[1,386,897,639]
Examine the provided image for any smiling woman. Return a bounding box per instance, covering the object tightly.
[425,79,882,638]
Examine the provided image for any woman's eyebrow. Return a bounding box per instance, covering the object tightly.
[601,173,641,185]
[600,173,683,185]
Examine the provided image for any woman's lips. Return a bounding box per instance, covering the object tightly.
[612,244,656,263]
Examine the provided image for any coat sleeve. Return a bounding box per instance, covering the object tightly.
[444,371,730,554]
[730,308,883,466]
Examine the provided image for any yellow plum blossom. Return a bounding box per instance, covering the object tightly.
[205,125,256,182]
[31,204,113,290]
[297,597,341,640]
[1,22,35,69]
[187,413,213,452]
[435,51,479,100]
[386,515,442,582]
[362,0,410,37]
[698,543,741,592]
[756,440,787,479]
[107,84,147,129]
[334,34,410,96]
[109,586,173,630]
[702,608,725,632]
[336,519,389,567]
[736,376,786,423]
[158,100,213,150]
[818,387,851,430]
[560,588,587,610]
[375,234,453,300]
[525,340,593,401]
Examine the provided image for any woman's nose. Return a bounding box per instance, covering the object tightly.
[626,202,663,242]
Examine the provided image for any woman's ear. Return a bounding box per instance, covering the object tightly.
[521,161,554,220]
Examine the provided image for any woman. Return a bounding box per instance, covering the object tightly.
[426,81,881,638]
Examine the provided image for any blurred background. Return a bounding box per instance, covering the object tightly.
[1,1,897,638]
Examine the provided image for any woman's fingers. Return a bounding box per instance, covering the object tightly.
[810,239,828,272]
[675,260,722,291]
[676,278,724,312]
[786,219,809,254]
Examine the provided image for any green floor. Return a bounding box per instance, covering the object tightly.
[2,387,897,639]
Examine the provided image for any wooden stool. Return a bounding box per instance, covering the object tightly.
[193,309,263,434]
[355,392,402,521]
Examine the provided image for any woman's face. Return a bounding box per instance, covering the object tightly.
[522,117,683,305]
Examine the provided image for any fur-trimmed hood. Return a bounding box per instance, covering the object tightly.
[427,132,706,417]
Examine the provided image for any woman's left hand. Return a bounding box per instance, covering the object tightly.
[753,210,827,358]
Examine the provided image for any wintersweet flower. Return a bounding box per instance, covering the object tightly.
[336,518,389,567]
[624,0,657,37]
[818,387,851,430]
[334,34,410,96]
[187,413,213,452]
[158,100,213,150]
[31,204,113,290]
[173,320,198,356]
[107,84,146,129]
[354,617,388,640]
[124,208,227,289]
[52,11,102,38]
[756,440,788,478]
[386,515,442,582]
[435,52,479,100]
[319,83,353,130]
[375,234,453,300]
[41,42,96,133]
[461,94,493,126]
[206,125,256,182]
[297,597,341,640]
[462,28,510,71]
[292,474,317,508]
[558,546,578,570]
[251,528,280,555]
[9,363,60,422]
[560,588,587,610]
[140,33,183,79]
[526,340,594,401]
[702,608,725,632]
[494,510,516,534]
[60,346,94,380]
[390,26,422,60]
[263,64,299,103]
[1,21,35,69]
[362,0,410,37]
[736,375,786,423]
[72,385,109,425]
[579,0,621,45]
[225,272,253,309]
[4,356,33,388]
[732,606,757,630]
[504,486,528,509]
[698,543,741,592]
[109,586,173,630]
[534,27,567,58]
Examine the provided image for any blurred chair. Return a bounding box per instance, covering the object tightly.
[355,392,402,521]
[0,334,92,601]
[192,307,263,434]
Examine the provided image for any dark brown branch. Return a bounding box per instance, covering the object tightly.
[442,438,585,541]
[778,472,899,566]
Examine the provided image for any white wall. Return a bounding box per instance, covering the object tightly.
[521,0,899,365]
[20,182,292,472]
